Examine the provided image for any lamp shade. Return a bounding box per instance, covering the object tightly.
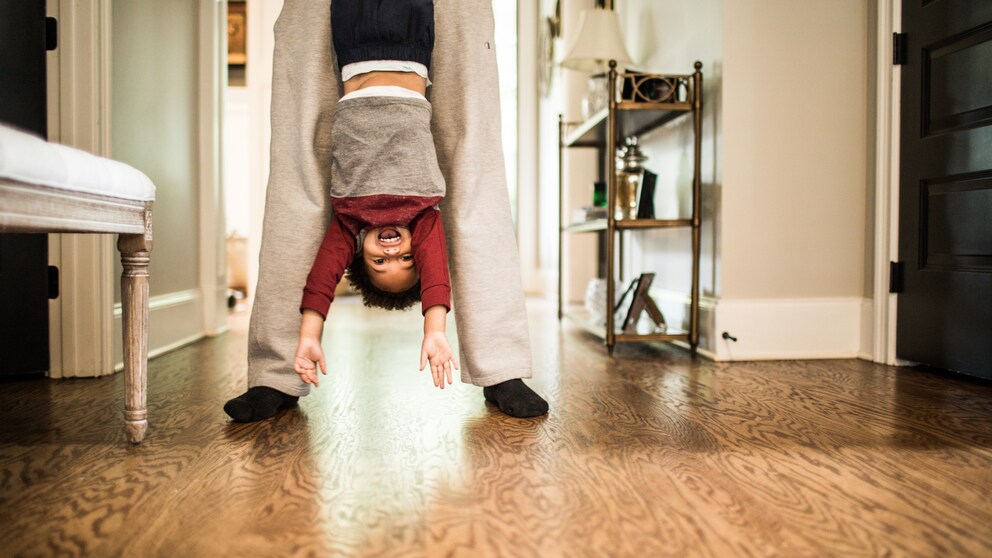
[560,8,633,72]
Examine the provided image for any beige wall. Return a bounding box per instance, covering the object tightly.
[111,0,200,300]
[721,0,868,300]
[864,0,878,299]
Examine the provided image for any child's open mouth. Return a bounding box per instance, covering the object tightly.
[377,227,402,245]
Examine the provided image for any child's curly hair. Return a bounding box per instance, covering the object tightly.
[345,261,421,311]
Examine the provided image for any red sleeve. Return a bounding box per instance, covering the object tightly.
[300,216,356,319]
[411,209,451,315]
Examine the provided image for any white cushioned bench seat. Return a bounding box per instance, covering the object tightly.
[0,120,155,444]
[0,123,154,201]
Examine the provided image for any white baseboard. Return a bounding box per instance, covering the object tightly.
[859,298,875,361]
[714,297,864,361]
[113,288,205,371]
[205,283,230,336]
[648,288,720,357]
[648,289,865,362]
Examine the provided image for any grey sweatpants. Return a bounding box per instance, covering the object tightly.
[247,0,532,396]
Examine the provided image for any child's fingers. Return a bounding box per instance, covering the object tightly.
[445,360,453,385]
[431,357,443,389]
[420,350,428,372]
[319,356,328,375]
[451,353,460,370]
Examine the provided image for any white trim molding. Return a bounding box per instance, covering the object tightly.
[870,0,902,365]
[198,0,229,335]
[713,297,864,361]
[649,289,864,362]
[517,0,543,295]
[113,289,205,371]
[51,234,115,378]
[46,0,116,378]
[859,297,874,360]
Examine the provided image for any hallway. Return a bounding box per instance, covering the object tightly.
[1,299,990,556]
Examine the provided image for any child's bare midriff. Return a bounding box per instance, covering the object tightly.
[343,71,428,95]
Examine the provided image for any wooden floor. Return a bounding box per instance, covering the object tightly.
[1,298,991,557]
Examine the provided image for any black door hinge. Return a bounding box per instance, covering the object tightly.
[46,17,58,51]
[893,32,907,65]
[48,266,59,299]
[889,261,904,293]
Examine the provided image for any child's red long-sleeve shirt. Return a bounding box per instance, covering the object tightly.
[299,196,451,320]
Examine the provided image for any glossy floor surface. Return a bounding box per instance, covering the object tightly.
[1,299,991,557]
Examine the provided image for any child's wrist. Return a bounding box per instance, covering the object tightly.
[423,305,446,333]
[300,308,325,337]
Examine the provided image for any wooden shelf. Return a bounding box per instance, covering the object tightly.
[563,104,693,148]
[563,219,609,234]
[562,218,693,234]
[557,62,704,355]
[561,306,688,341]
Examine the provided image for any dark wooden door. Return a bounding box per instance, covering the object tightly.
[898,0,992,379]
[0,0,50,375]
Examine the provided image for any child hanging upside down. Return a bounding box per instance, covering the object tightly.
[292,0,458,390]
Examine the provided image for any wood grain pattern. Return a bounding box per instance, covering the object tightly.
[119,225,152,443]
[1,299,991,557]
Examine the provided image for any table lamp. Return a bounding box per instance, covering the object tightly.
[560,5,634,119]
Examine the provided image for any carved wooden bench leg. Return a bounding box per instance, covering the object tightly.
[118,222,152,443]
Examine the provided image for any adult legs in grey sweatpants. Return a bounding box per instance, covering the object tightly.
[224,0,548,421]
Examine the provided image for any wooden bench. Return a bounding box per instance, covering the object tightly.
[0,123,154,443]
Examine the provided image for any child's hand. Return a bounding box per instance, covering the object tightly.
[293,336,327,388]
[419,331,459,389]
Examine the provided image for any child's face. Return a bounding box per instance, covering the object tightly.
[362,226,419,293]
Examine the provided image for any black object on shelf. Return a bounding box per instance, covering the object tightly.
[636,170,657,219]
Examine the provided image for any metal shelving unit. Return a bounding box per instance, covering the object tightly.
[558,61,703,356]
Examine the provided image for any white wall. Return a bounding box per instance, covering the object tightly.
[535,0,565,295]
[224,88,251,237]
[244,0,281,305]
[557,0,607,306]
[617,0,723,342]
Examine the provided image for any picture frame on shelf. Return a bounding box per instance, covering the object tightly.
[227,2,247,66]
[636,170,657,220]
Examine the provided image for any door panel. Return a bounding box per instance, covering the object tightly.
[898,0,992,379]
[0,0,50,375]
[924,23,992,135]
[0,235,49,375]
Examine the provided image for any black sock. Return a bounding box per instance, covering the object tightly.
[223,386,299,423]
[482,379,549,418]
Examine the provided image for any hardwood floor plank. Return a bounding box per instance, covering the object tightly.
[1,298,991,557]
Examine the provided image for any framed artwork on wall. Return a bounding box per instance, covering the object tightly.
[227,2,247,65]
